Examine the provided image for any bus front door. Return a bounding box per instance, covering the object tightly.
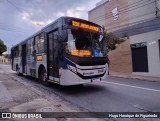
[48,31,59,83]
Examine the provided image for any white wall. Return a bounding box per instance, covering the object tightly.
[130,30,160,77]
[88,4,106,26]
[128,0,156,25]
[96,0,108,7]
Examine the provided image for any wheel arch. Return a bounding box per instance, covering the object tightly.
[38,64,46,78]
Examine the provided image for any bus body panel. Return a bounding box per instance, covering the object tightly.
[59,56,108,85]
[60,64,108,86]
[13,57,21,71]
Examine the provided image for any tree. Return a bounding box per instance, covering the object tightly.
[105,31,125,51]
[0,39,7,55]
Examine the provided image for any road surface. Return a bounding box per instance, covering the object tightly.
[0,64,160,121]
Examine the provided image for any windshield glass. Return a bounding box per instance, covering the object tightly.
[65,29,106,57]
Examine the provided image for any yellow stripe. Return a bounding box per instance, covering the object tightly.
[23,73,27,76]
[48,80,59,84]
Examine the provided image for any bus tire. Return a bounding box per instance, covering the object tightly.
[39,68,49,86]
[16,65,21,76]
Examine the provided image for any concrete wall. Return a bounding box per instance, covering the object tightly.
[128,0,160,77]
[0,56,9,64]
[88,0,160,77]
[105,0,129,32]
[89,0,157,31]
[88,3,106,26]
[96,0,108,7]
[156,0,160,16]
[130,29,160,77]
[128,0,156,25]
[88,0,129,32]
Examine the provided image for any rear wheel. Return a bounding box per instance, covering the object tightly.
[39,68,49,86]
[16,65,21,76]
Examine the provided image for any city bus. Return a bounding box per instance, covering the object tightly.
[11,17,109,86]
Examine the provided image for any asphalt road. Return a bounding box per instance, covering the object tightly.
[1,64,160,121]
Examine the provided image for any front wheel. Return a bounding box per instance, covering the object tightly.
[39,68,49,86]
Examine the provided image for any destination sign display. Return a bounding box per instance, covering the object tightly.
[72,20,99,32]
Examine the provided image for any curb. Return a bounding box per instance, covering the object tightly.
[109,74,160,82]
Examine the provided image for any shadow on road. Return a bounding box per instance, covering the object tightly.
[51,83,106,96]
[14,73,106,95]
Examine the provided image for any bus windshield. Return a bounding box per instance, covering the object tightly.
[66,29,106,57]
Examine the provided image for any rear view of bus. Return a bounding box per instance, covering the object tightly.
[60,18,108,85]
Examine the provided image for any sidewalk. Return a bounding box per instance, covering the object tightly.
[110,72,160,82]
[0,69,106,121]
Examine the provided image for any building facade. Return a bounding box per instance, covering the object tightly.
[88,0,160,77]
[0,56,8,64]
[88,0,129,32]
[88,0,107,27]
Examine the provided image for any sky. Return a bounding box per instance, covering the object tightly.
[0,0,101,53]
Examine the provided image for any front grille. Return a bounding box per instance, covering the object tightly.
[77,72,106,79]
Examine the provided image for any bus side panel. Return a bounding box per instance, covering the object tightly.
[12,57,17,71]
[22,53,47,78]
[26,55,32,76]
[19,57,22,73]
[60,69,91,85]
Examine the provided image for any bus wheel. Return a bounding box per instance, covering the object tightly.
[16,65,21,76]
[40,68,49,86]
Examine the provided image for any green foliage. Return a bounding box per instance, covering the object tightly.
[105,31,125,51]
[0,39,7,55]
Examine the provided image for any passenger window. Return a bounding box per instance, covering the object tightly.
[31,38,35,53]
[14,46,19,57]
[19,46,21,56]
[27,39,31,55]
[37,33,44,53]
[35,36,39,53]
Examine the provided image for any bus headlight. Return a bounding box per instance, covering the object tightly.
[67,65,77,73]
